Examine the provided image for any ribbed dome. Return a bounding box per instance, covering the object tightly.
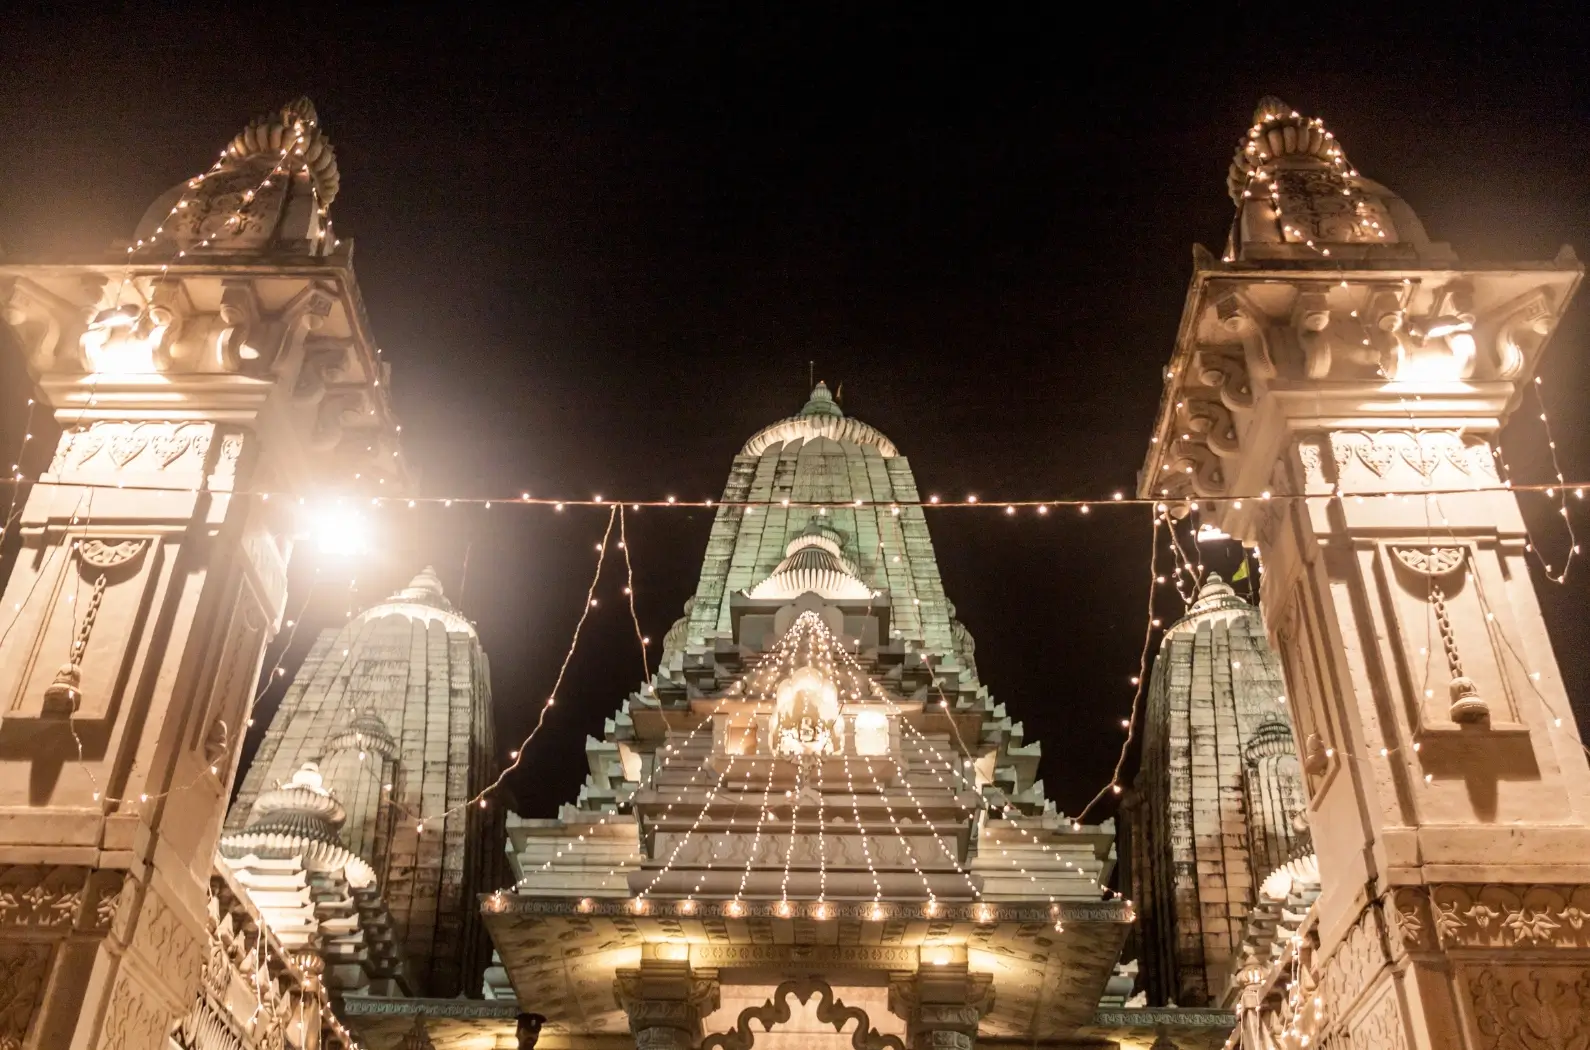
[244,763,346,841]
[741,384,898,458]
[1166,573,1254,634]
[327,709,397,757]
[745,520,877,601]
[357,565,476,634]
[220,763,375,885]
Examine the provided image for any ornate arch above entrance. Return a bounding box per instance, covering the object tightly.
[701,978,907,1050]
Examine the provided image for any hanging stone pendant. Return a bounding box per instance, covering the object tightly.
[1448,676,1489,724]
[42,664,82,716]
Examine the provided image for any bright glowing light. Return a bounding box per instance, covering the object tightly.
[304,502,371,557]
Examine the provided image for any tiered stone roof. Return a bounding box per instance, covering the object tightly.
[494,388,1131,1043]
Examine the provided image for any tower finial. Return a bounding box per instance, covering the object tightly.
[799,381,843,419]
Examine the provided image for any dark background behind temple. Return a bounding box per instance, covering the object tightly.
[1,5,1587,829]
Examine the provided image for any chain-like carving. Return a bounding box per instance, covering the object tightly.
[41,571,107,716]
[1391,546,1487,723]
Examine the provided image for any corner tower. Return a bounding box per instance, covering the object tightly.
[228,568,502,998]
[1143,97,1587,1048]
[1126,574,1305,1008]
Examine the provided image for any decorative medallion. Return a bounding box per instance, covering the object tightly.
[1355,442,1395,477]
[77,540,147,571]
[1391,546,1465,577]
[107,434,147,467]
[1400,445,1442,478]
[151,433,190,468]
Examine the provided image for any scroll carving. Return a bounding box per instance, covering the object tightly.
[700,978,906,1050]
[1491,288,1555,380]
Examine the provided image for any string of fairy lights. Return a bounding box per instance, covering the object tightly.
[0,358,1584,942]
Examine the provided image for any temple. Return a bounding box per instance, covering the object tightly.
[0,92,1586,1050]
[487,381,1137,1049]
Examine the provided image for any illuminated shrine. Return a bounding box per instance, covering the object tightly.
[0,89,1585,1050]
[488,382,1139,1049]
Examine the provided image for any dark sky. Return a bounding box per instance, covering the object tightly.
[2,6,1588,820]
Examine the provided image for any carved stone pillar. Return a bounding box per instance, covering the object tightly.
[1143,114,1589,1047]
[0,98,401,1049]
[888,963,993,1050]
[614,956,720,1050]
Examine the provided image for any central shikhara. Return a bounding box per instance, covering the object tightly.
[489,382,1131,1048]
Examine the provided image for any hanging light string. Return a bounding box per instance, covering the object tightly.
[130,113,322,274]
[1075,515,1162,825]
[842,747,886,901]
[632,752,737,903]
[530,619,809,890]
[0,398,38,554]
[895,694,1112,899]
[777,761,804,910]
[1224,105,1378,262]
[1498,377,1581,583]
[729,745,780,911]
[815,750,829,904]
[785,613,981,900]
[896,730,1063,905]
[397,507,618,835]
[1,473,1583,509]
[246,582,321,729]
[873,672,1080,903]
[617,507,651,680]
[625,616,813,888]
[856,746,954,903]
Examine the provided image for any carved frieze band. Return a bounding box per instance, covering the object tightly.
[51,421,217,475]
[0,864,130,934]
[1318,430,1499,488]
[1385,885,1590,952]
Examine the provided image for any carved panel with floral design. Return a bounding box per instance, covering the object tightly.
[1468,966,1590,1050]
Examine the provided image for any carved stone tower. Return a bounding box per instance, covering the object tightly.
[1127,573,1306,1008]
[0,98,401,1047]
[227,567,502,997]
[1142,98,1588,1046]
[485,385,1141,1048]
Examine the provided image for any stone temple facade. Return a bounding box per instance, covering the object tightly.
[1124,575,1308,1010]
[0,91,1587,1050]
[488,383,1149,1049]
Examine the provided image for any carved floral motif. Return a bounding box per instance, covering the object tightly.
[77,539,147,571]
[0,942,50,1050]
[1391,546,1466,578]
[1470,969,1590,1050]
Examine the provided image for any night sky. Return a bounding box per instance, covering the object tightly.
[1,7,1588,821]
